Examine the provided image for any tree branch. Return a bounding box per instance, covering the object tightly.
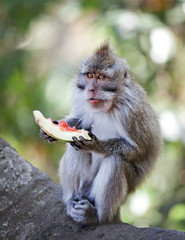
[0,137,184,240]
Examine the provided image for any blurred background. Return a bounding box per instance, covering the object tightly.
[1,0,185,231]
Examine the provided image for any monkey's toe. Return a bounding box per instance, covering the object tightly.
[73,199,90,210]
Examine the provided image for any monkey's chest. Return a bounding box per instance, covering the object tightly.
[91,114,124,141]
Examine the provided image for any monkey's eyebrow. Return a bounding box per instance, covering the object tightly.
[80,72,92,76]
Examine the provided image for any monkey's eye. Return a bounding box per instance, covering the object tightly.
[98,74,104,80]
[87,73,93,78]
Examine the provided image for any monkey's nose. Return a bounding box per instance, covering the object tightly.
[88,80,97,92]
[88,88,95,92]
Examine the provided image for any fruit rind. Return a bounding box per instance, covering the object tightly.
[33,110,91,142]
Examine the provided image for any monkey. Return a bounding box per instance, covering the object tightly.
[40,42,162,225]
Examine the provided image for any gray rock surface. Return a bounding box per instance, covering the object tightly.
[0,137,185,240]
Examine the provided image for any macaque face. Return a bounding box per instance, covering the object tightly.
[82,70,117,112]
[76,43,127,112]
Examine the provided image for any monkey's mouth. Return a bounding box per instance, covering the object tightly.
[88,98,102,105]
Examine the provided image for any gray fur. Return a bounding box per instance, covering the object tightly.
[46,42,162,224]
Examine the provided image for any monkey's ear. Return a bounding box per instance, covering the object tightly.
[124,68,131,78]
[124,68,134,83]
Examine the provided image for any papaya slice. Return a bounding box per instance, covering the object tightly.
[33,110,91,142]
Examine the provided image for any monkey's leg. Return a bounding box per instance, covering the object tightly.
[59,148,92,201]
[90,155,128,223]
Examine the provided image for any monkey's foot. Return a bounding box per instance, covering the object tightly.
[67,198,98,225]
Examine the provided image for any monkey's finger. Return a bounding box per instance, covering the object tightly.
[39,129,47,138]
[88,132,96,140]
[71,208,85,217]
[52,120,58,124]
[72,199,86,208]
[70,142,80,151]
[73,196,85,202]
[72,200,78,208]
[72,136,83,143]
[79,136,93,149]
[79,136,88,144]
[72,137,85,148]
[72,203,88,211]
[47,137,58,143]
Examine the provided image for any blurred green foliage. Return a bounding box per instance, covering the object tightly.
[1,0,185,231]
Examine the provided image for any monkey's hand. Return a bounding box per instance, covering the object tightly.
[70,132,98,152]
[39,120,58,143]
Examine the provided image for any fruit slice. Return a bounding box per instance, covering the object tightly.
[33,110,91,142]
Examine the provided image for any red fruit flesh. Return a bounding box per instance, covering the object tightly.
[58,120,77,132]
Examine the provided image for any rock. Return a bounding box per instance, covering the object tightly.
[0,138,184,240]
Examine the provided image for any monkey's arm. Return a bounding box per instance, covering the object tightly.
[71,133,139,161]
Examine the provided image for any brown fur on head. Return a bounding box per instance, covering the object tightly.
[87,41,116,71]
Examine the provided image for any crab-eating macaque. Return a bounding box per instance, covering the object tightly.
[40,42,162,225]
